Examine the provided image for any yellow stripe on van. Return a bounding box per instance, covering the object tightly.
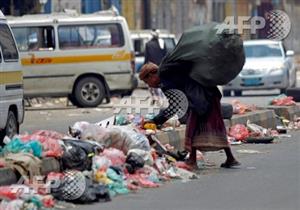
[0,71,23,85]
[21,52,132,66]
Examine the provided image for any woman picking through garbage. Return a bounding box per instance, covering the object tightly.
[139,62,240,169]
[139,23,246,169]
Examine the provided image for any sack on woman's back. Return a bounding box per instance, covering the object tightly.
[159,22,245,87]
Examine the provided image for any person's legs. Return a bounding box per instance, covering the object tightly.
[221,147,241,168]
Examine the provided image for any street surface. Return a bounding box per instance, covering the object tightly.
[79,133,300,210]
[20,89,300,210]
[21,107,300,210]
[19,72,300,210]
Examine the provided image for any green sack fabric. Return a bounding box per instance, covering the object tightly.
[159,22,245,87]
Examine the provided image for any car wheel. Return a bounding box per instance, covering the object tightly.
[234,90,242,96]
[0,111,18,144]
[222,90,231,97]
[68,94,79,106]
[286,88,300,102]
[74,77,105,107]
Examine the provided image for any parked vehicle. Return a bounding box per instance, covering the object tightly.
[8,10,137,107]
[0,10,24,142]
[131,30,176,87]
[223,40,297,96]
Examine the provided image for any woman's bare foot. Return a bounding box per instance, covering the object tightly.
[185,160,199,170]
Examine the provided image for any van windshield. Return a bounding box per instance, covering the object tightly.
[58,23,124,49]
[0,24,18,61]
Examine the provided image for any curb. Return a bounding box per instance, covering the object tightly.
[229,109,277,129]
[155,109,278,151]
[0,157,60,186]
[260,104,300,121]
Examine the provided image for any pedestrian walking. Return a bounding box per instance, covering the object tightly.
[139,63,240,169]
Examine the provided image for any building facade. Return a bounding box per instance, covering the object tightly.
[0,0,299,52]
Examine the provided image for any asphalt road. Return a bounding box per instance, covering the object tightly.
[21,98,300,210]
[77,133,300,210]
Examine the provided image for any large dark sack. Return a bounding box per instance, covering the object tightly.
[159,23,245,87]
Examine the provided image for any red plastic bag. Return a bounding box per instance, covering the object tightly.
[102,148,126,166]
[271,96,296,106]
[20,131,63,157]
[228,124,249,141]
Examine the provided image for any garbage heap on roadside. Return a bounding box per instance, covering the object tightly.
[0,114,198,209]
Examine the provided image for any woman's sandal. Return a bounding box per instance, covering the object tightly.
[220,160,241,168]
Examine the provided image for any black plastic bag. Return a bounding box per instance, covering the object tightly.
[76,177,111,204]
[61,139,99,171]
[125,152,145,174]
[159,22,245,87]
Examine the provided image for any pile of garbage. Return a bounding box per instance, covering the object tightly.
[231,100,256,115]
[270,94,296,106]
[0,114,197,209]
[228,120,279,144]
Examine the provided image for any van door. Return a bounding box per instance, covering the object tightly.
[12,26,58,97]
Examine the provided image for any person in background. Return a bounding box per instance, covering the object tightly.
[144,29,167,65]
[144,29,167,105]
[139,63,240,169]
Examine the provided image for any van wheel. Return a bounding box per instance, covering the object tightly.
[74,77,105,107]
[0,111,18,144]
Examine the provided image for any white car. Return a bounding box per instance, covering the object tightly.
[223,40,297,96]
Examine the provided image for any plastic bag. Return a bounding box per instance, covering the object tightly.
[270,94,296,106]
[20,133,63,158]
[125,152,145,174]
[246,120,269,137]
[0,199,24,210]
[80,124,110,143]
[93,156,112,171]
[102,148,126,166]
[115,115,129,126]
[106,168,129,197]
[228,124,249,141]
[3,138,42,158]
[159,23,245,87]
[61,139,99,171]
[106,126,151,154]
[128,149,154,166]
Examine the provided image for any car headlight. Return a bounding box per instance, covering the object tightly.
[269,68,284,76]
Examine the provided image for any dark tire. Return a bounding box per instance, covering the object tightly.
[221,103,233,119]
[68,94,79,106]
[0,111,18,144]
[286,88,300,102]
[223,90,231,97]
[234,90,242,96]
[73,77,105,107]
[280,88,287,94]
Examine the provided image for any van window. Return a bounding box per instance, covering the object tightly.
[0,24,18,61]
[164,38,176,51]
[12,26,55,51]
[133,39,145,56]
[58,23,124,49]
